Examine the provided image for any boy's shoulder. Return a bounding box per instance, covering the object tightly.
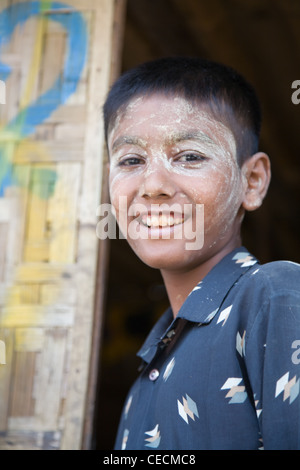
[227,258,300,330]
[241,258,300,296]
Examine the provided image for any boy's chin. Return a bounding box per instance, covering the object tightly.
[128,240,204,272]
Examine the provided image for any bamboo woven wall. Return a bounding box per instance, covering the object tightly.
[0,0,123,450]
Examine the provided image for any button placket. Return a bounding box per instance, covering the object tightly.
[146,319,188,383]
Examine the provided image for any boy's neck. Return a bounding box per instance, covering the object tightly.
[161,240,241,318]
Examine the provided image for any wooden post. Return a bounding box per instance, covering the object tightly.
[0,0,126,450]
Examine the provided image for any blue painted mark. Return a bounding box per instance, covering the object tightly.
[0,1,88,196]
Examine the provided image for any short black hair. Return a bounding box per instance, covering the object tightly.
[103,57,262,164]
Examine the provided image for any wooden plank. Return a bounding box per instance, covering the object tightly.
[0,193,26,281]
[0,222,8,282]
[0,329,14,431]
[0,54,21,123]
[80,0,127,450]
[0,340,5,364]
[9,351,36,417]
[23,163,56,262]
[40,283,76,305]
[47,162,81,263]
[41,103,87,124]
[15,328,44,352]
[0,429,61,450]
[38,23,66,98]
[13,139,85,163]
[14,263,70,283]
[60,0,126,450]
[8,284,40,305]
[33,328,68,429]
[1,305,74,328]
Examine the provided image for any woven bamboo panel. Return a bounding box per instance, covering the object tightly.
[0,0,122,450]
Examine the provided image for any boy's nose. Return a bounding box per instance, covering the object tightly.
[138,162,176,199]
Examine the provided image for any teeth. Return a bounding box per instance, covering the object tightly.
[143,214,183,228]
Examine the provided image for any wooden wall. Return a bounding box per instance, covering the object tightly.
[0,0,125,450]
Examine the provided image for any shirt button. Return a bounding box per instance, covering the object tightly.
[149,369,160,381]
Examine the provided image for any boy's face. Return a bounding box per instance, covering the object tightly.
[108,94,246,273]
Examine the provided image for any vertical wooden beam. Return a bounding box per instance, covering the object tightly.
[81,0,127,451]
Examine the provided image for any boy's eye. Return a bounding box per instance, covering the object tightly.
[176,153,207,163]
[118,156,144,166]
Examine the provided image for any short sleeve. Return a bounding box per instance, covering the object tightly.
[245,278,300,449]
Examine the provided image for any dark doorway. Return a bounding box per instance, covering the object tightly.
[94,0,300,450]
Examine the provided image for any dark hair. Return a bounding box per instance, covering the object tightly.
[103,57,262,164]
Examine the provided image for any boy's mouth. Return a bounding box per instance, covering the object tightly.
[122,203,204,248]
[140,212,185,228]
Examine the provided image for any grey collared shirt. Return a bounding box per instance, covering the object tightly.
[114,247,300,450]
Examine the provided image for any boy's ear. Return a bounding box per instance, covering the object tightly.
[242,152,271,211]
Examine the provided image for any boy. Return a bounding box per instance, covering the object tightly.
[103,57,300,450]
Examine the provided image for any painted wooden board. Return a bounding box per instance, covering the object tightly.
[0,0,125,450]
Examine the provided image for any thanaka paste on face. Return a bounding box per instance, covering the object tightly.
[108,94,246,271]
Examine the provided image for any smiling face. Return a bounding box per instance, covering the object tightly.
[108,94,247,274]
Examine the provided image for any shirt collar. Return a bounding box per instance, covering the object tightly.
[137,247,259,363]
[178,247,258,323]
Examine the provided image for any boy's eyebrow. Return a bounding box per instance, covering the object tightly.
[167,130,215,145]
[111,135,146,151]
[111,130,216,152]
